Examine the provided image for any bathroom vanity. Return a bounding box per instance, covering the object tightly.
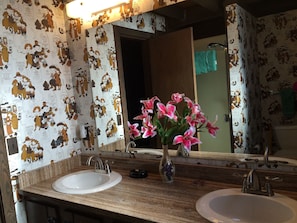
[19,154,297,223]
[21,167,213,223]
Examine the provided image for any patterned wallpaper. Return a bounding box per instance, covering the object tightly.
[0,1,182,221]
[0,0,81,174]
[0,0,183,172]
[226,4,297,154]
[257,9,297,147]
[226,4,263,154]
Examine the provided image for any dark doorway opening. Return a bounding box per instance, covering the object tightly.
[119,36,155,148]
[120,37,146,122]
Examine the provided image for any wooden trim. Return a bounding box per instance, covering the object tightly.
[0,112,17,222]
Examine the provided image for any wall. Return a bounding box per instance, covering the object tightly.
[0,1,88,222]
[0,0,185,172]
[226,4,297,154]
[0,0,184,222]
[194,34,232,153]
[226,4,263,154]
[257,9,297,150]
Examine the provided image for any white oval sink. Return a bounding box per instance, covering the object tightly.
[196,188,297,223]
[52,169,122,194]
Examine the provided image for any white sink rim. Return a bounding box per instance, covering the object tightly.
[196,188,297,223]
[52,169,122,194]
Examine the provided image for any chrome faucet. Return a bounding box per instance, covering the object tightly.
[104,160,111,175]
[261,146,279,168]
[245,169,261,191]
[125,141,136,153]
[86,155,111,174]
[242,169,276,196]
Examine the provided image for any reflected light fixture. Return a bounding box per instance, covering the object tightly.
[66,0,130,18]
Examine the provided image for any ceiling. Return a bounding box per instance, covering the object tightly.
[154,0,297,38]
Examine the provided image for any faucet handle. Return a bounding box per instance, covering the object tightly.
[265,176,282,181]
[264,176,282,196]
[264,181,274,196]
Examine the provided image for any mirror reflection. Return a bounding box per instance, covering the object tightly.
[87,0,297,162]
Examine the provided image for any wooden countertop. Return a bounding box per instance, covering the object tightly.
[20,166,297,223]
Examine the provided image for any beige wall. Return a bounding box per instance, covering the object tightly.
[194,35,232,153]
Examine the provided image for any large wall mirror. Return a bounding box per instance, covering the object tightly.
[87,0,297,167]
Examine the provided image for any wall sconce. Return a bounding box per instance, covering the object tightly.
[66,0,130,18]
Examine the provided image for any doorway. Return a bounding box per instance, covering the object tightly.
[114,26,154,148]
[114,26,198,149]
[194,35,232,153]
[119,37,155,148]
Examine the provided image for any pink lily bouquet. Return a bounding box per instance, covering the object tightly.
[128,92,219,153]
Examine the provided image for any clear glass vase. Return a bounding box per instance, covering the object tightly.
[176,144,190,157]
[159,145,175,183]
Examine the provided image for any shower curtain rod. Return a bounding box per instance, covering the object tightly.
[207,42,227,49]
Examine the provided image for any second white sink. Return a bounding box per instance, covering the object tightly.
[196,188,297,223]
[52,169,122,194]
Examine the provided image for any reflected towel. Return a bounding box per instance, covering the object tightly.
[280,88,296,118]
[195,50,217,75]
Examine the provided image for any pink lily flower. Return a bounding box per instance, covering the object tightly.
[173,127,200,151]
[206,121,219,137]
[141,117,157,138]
[128,92,219,152]
[140,96,160,114]
[186,109,206,127]
[134,107,149,120]
[169,92,185,104]
[194,111,207,124]
[185,98,202,115]
[184,97,196,110]
[127,121,141,139]
[157,102,178,121]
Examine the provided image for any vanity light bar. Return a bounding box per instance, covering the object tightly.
[66,0,130,18]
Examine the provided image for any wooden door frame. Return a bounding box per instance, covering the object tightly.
[113,25,154,145]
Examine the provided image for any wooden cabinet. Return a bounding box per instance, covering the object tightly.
[24,196,133,223]
[62,210,104,223]
[25,200,59,223]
